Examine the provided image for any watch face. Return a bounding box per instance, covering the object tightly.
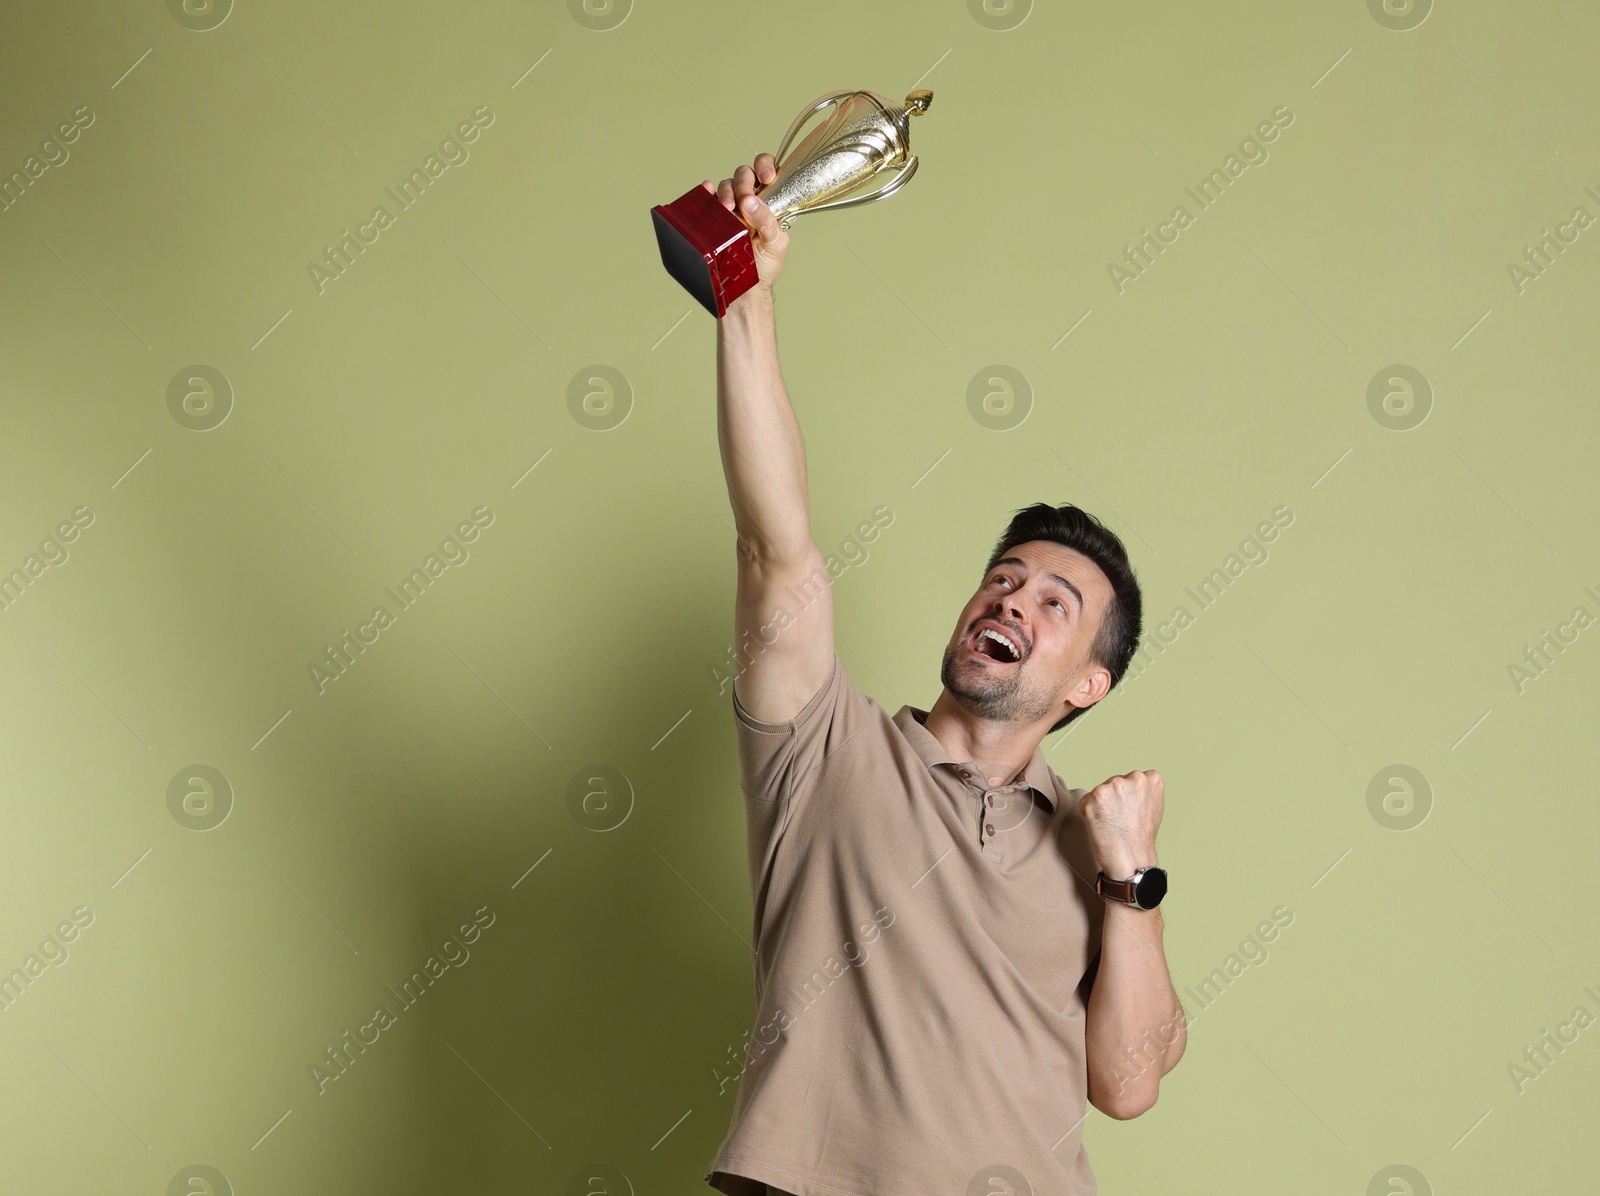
[1135,867,1168,907]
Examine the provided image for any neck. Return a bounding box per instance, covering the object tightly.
[921,690,1048,787]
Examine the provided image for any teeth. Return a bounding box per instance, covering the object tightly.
[977,628,1020,661]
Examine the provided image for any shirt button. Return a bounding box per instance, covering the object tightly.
[984,793,996,807]
[984,822,996,835]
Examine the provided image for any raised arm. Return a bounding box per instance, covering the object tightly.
[708,157,835,725]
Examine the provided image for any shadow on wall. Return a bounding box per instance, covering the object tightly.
[262,561,758,1192]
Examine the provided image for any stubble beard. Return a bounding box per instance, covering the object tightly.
[939,637,1059,725]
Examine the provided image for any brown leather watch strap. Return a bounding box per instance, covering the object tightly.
[1096,871,1137,904]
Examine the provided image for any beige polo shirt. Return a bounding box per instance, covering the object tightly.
[705,649,1107,1196]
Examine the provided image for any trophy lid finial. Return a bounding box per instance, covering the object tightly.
[905,89,933,115]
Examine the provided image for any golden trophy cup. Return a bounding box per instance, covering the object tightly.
[650,88,934,316]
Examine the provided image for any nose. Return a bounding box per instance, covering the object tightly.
[989,592,1025,632]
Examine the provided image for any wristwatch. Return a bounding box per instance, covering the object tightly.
[1096,866,1168,909]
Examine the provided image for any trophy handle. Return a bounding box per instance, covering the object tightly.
[778,154,918,228]
[771,90,858,166]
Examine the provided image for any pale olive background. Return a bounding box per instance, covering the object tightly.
[2,0,1597,1193]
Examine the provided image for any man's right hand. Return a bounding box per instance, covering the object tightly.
[701,153,789,293]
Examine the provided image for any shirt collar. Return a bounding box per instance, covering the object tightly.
[892,705,1059,812]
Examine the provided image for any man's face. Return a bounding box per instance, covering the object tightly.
[939,540,1115,727]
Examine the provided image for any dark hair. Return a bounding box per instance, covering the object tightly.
[983,503,1143,732]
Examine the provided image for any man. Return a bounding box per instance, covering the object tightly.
[701,155,1186,1196]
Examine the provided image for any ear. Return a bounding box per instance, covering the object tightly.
[1061,663,1111,716]
[1083,664,1112,704]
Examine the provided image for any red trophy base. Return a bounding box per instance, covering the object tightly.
[650,184,760,318]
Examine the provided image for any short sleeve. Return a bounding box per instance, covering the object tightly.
[731,649,863,805]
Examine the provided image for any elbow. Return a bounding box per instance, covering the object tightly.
[1094,1036,1184,1119]
[1085,1048,1165,1120]
[1089,1053,1175,1120]
[1092,1086,1159,1120]
[738,533,819,573]
[1086,1005,1186,1120]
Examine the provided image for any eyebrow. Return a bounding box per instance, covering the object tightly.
[992,556,1083,612]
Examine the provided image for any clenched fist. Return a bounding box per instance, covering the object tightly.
[700,153,789,294]
[1077,770,1164,880]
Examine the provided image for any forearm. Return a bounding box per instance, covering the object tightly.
[716,286,810,563]
[1084,904,1187,1118]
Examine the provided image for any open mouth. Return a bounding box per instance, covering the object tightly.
[969,625,1022,664]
